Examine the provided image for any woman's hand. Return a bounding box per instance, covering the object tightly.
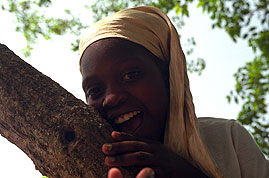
[102,131,209,178]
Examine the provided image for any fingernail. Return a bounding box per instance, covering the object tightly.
[147,169,155,178]
[105,144,112,151]
[113,131,121,137]
[108,156,116,163]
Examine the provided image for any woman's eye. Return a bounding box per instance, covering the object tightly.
[122,71,141,81]
[86,87,102,99]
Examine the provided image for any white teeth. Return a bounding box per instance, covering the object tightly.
[115,111,141,124]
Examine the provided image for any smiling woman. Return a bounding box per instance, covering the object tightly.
[78,6,269,178]
[81,38,169,141]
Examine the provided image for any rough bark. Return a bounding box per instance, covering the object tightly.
[0,44,138,178]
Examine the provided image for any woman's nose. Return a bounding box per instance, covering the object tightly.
[102,92,128,109]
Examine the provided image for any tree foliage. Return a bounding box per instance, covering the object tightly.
[1,0,268,156]
[1,0,85,57]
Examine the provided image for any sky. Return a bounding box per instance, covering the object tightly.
[0,1,255,178]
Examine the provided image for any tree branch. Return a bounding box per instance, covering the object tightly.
[0,44,138,178]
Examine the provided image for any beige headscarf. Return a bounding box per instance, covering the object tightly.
[79,6,223,178]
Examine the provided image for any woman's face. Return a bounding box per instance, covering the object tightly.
[81,38,169,142]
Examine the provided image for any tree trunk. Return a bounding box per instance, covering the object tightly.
[0,44,138,178]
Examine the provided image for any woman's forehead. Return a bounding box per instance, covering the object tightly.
[81,39,136,70]
[81,38,168,82]
[81,38,155,66]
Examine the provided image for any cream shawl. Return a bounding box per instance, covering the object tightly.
[79,6,223,178]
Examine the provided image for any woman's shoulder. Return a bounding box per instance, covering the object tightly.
[197,117,240,140]
[197,117,240,156]
[197,117,261,149]
[197,117,269,178]
[198,117,236,128]
[197,116,262,160]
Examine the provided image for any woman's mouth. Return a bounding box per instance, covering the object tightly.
[114,111,143,134]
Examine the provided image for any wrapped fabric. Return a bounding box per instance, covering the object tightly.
[79,6,224,178]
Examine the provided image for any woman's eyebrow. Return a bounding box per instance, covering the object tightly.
[82,76,96,91]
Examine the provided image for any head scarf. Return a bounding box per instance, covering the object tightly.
[79,6,223,178]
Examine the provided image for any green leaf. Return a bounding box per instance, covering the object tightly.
[249,27,256,32]
[241,9,250,15]
[197,1,205,8]
[242,33,248,39]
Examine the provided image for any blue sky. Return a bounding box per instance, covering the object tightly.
[0,2,255,178]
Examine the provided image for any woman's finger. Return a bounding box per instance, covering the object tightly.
[102,141,154,155]
[108,167,157,178]
[108,167,123,178]
[111,131,159,144]
[136,168,155,178]
[111,131,140,141]
[105,151,155,167]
